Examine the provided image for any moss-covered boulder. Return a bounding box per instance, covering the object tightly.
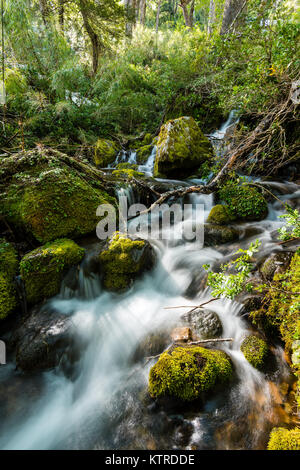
[240,335,268,370]
[94,138,120,167]
[116,162,139,170]
[260,251,292,281]
[112,169,146,179]
[136,145,153,164]
[0,148,117,243]
[153,116,213,178]
[219,183,268,221]
[268,427,300,450]
[148,346,233,402]
[204,223,240,246]
[20,239,85,304]
[0,239,19,320]
[99,232,155,292]
[207,205,235,225]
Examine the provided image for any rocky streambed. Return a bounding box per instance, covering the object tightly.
[0,115,299,450]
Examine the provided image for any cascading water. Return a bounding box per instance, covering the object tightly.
[0,115,298,450]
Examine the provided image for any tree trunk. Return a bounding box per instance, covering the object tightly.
[140,0,147,25]
[58,0,64,32]
[207,0,215,35]
[221,0,247,35]
[179,0,194,28]
[125,0,136,37]
[156,0,161,33]
[39,0,50,25]
[79,0,100,74]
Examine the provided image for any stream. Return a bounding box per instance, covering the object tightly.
[0,116,299,450]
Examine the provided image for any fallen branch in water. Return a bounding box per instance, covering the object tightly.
[145,337,233,362]
[164,298,218,312]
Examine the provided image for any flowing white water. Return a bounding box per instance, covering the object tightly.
[0,114,298,450]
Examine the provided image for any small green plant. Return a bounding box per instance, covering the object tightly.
[204,240,261,299]
[278,205,300,241]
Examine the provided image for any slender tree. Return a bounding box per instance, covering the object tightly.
[179,0,195,28]
[221,0,247,35]
[156,0,162,33]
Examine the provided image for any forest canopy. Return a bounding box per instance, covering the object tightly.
[1,0,299,156]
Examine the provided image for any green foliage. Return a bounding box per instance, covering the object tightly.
[219,180,268,221]
[20,239,85,304]
[148,346,233,402]
[251,251,300,353]
[204,240,261,299]
[278,205,300,241]
[0,239,19,320]
[268,427,300,450]
[240,335,269,370]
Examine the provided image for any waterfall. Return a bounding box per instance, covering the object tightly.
[0,114,297,450]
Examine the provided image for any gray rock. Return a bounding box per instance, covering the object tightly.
[182,308,223,339]
[260,251,292,281]
[12,306,78,372]
[204,224,240,246]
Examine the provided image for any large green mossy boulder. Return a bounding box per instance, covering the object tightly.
[240,335,268,370]
[20,239,85,304]
[0,149,117,243]
[207,205,235,225]
[0,239,18,320]
[148,346,233,402]
[219,183,268,221]
[153,116,213,178]
[99,232,155,292]
[268,427,300,450]
[94,138,120,167]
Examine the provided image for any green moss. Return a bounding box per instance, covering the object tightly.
[207,205,236,225]
[153,116,213,178]
[0,239,18,320]
[268,427,300,450]
[0,150,117,243]
[240,335,268,370]
[219,182,268,221]
[136,144,153,164]
[116,162,138,170]
[94,138,120,167]
[148,346,233,402]
[99,232,153,292]
[20,239,85,304]
[112,169,146,179]
[251,251,300,404]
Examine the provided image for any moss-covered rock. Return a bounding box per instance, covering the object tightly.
[94,138,120,167]
[148,346,233,402]
[0,149,117,243]
[116,162,139,170]
[99,232,155,292]
[204,223,240,246]
[251,251,300,405]
[112,169,146,179]
[20,239,85,304]
[219,183,268,221]
[153,116,213,178]
[240,335,268,370]
[136,144,153,164]
[207,204,235,225]
[260,252,292,281]
[0,239,18,320]
[268,427,300,450]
